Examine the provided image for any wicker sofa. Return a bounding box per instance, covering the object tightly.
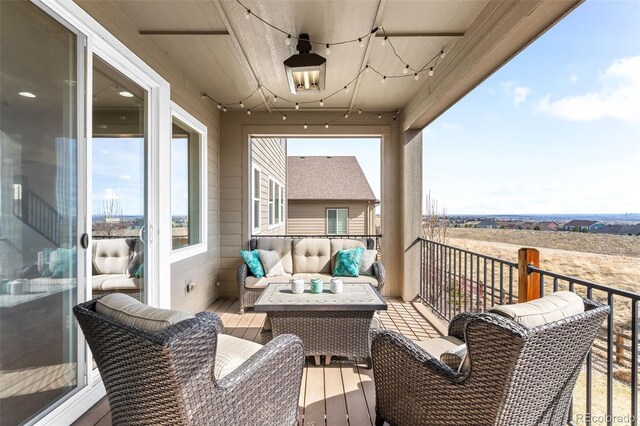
[237,237,385,313]
[371,294,609,426]
[74,294,304,425]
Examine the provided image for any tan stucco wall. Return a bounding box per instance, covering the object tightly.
[219,112,408,298]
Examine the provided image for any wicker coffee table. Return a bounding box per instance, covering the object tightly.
[253,282,387,367]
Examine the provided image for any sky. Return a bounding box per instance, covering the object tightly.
[423,0,640,215]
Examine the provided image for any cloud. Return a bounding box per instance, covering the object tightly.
[536,56,640,121]
[502,81,531,106]
[569,74,578,84]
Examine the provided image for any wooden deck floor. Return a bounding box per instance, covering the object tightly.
[73,297,441,426]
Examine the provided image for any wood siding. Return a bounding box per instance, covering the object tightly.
[77,1,220,313]
[251,137,286,235]
[287,201,375,235]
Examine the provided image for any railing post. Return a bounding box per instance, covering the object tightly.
[518,247,540,302]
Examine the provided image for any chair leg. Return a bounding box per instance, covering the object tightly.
[325,354,331,365]
[375,415,385,426]
[314,355,322,366]
[239,308,245,315]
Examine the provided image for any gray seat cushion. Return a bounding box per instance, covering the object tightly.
[92,274,140,290]
[490,291,584,329]
[96,293,194,333]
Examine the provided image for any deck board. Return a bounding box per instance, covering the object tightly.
[73,297,441,426]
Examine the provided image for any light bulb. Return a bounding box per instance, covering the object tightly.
[365,65,370,72]
[403,65,409,74]
[414,73,419,81]
[358,109,362,114]
[378,113,382,119]
[344,113,349,119]
[201,93,206,100]
[217,103,222,109]
[273,96,278,102]
[326,44,331,55]
[239,101,244,108]
[303,123,308,129]
[247,110,251,115]
[440,50,446,59]
[245,9,251,19]
[295,103,299,110]
[282,114,287,121]
[359,38,364,47]
[344,86,349,93]
[325,123,329,129]
[222,107,227,112]
[285,34,292,46]
[428,67,434,77]
[381,36,387,46]
[319,100,324,107]
[381,76,386,84]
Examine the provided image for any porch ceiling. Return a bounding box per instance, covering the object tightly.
[77,0,581,129]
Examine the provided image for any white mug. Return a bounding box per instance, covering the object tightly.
[290,278,304,294]
[330,278,343,294]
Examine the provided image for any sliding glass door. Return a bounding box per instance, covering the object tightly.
[0,1,84,424]
[91,56,148,304]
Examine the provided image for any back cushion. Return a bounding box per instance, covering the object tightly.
[293,239,331,273]
[490,291,584,329]
[92,239,133,275]
[96,293,195,333]
[330,239,367,271]
[256,238,293,274]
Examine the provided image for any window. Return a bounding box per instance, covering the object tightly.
[269,177,284,227]
[170,103,207,261]
[252,164,261,233]
[327,208,348,235]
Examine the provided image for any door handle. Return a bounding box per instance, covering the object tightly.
[80,233,89,249]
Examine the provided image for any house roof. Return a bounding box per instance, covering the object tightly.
[287,156,377,201]
[563,220,601,227]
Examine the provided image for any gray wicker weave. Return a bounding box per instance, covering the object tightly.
[237,237,386,313]
[371,298,609,426]
[73,299,305,426]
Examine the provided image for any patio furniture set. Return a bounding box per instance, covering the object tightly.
[73,236,609,425]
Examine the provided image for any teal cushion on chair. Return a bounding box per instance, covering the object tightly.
[333,248,364,277]
[240,250,265,278]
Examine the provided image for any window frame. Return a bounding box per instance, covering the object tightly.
[169,102,208,263]
[252,163,261,234]
[326,208,349,235]
[268,176,284,229]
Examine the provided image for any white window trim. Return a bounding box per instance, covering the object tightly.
[251,164,261,234]
[268,176,285,229]
[327,208,349,235]
[169,102,208,263]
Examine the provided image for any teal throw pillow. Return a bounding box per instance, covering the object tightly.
[240,250,265,278]
[133,263,144,279]
[51,247,77,278]
[333,248,365,277]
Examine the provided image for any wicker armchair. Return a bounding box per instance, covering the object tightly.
[371,298,609,426]
[74,299,304,425]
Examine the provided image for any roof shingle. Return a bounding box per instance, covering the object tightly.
[287,156,377,201]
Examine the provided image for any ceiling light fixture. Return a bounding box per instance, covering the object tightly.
[284,33,326,95]
[19,91,36,98]
[119,91,134,98]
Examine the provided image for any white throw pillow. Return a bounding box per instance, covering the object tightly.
[258,249,286,277]
[440,344,470,373]
[359,249,377,276]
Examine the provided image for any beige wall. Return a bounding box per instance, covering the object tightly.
[251,137,287,235]
[219,111,407,298]
[287,200,376,235]
[77,1,220,312]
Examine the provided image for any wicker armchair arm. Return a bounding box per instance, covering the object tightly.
[237,262,250,291]
[372,261,385,293]
[448,312,477,341]
[196,311,224,334]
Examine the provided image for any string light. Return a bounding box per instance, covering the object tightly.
[246,110,251,115]
[200,93,206,100]
[428,67,434,77]
[414,73,419,80]
[378,113,382,119]
[344,112,349,119]
[282,114,287,120]
[326,44,331,55]
[325,123,329,129]
[217,103,222,109]
[303,123,308,129]
[319,100,324,107]
[285,34,292,46]
[440,49,446,59]
[273,95,278,102]
[358,109,362,114]
[239,101,244,108]
[344,86,349,93]
[381,76,386,84]
[365,65,370,72]
[359,38,364,47]
[223,107,227,112]
[381,36,387,46]
[295,102,300,110]
[403,65,409,74]
[245,8,251,19]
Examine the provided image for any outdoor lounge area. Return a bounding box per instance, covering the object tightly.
[1,0,638,425]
